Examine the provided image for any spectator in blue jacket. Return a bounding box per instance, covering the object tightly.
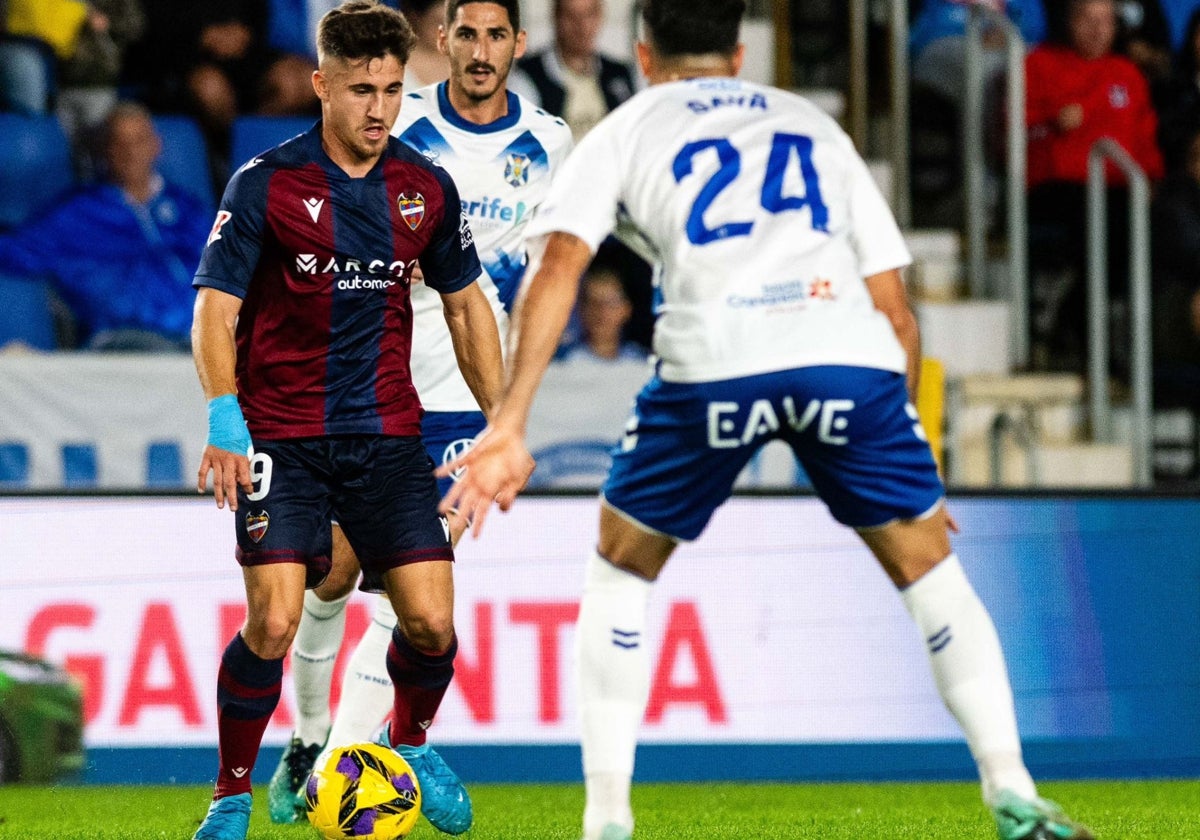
[911,0,1048,103]
[0,102,209,351]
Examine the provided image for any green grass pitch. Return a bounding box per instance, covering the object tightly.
[0,780,1197,838]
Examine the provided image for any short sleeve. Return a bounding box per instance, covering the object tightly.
[524,118,623,252]
[843,145,911,277]
[419,168,483,295]
[192,162,269,299]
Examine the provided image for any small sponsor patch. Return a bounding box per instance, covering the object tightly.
[398,193,425,230]
[245,510,269,543]
[206,210,232,246]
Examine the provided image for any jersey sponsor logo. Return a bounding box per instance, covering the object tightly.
[398,192,425,230]
[303,197,324,223]
[707,397,855,448]
[462,196,528,225]
[337,275,397,291]
[503,152,530,187]
[441,437,475,482]
[809,278,835,300]
[295,254,411,279]
[459,211,474,250]
[206,210,232,246]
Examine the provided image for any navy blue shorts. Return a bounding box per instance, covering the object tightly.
[235,435,453,593]
[602,366,945,541]
[421,410,487,496]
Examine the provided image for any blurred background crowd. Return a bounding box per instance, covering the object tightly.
[0,0,1198,486]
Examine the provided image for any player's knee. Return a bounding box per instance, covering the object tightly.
[396,611,454,653]
[243,611,300,659]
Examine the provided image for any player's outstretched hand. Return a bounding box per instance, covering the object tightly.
[198,445,253,511]
[437,424,535,538]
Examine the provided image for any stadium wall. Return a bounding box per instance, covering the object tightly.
[1,493,1197,785]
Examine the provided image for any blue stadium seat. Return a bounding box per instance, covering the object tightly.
[145,440,184,488]
[152,114,216,211]
[0,35,56,114]
[0,113,74,229]
[0,442,30,487]
[61,443,98,488]
[230,115,314,172]
[0,274,57,350]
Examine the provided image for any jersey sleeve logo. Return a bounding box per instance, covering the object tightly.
[206,210,232,246]
[504,152,530,187]
[397,192,426,230]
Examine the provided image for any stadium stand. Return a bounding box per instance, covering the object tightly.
[0,113,74,229]
[0,34,56,114]
[151,114,216,210]
[229,114,314,172]
[0,274,56,350]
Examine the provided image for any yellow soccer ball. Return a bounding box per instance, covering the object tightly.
[305,742,422,840]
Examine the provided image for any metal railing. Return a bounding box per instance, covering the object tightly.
[963,3,1029,368]
[1086,138,1153,487]
[847,0,910,226]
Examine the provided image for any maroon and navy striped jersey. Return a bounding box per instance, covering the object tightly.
[194,123,482,440]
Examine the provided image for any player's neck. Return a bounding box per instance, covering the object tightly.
[650,57,736,85]
[321,134,382,178]
[446,83,510,126]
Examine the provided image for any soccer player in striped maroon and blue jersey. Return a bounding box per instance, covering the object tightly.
[189,3,503,838]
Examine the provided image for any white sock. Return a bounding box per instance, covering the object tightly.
[317,594,398,768]
[901,554,1037,805]
[576,550,652,839]
[291,589,352,747]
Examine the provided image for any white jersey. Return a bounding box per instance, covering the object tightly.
[525,78,912,384]
[393,83,573,410]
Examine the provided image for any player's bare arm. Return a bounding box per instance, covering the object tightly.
[192,286,253,511]
[440,280,505,418]
[439,231,592,536]
[865,267,921,400]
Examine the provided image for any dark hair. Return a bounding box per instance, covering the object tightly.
[446,0,521,31]
[399,0,445,16]
[640,0,744,57]
[318,0,417,64]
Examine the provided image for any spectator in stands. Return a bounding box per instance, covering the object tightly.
[558,266,647,364]
[1025,0,1163,369]
[0,103,209,351]
[509,0,635,141]
[1150,123,1200,406]
[1156,6,1200,169]
[2,0,89,113]
[55,0,145,170]
[123,1,317,177]
[910,0,1048,104]
[400,0,449,88]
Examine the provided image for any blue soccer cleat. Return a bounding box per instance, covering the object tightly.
[193,792,252,840]
[991,789,1095,840]
[379,731,473,835]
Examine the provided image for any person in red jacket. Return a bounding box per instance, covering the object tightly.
[1025,0,1164,371]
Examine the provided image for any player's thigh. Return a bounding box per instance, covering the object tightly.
[241,562,310,656]
[786,366,945,528]
[313,524,360,600]
[597,503,678,580]
[602,376,758,544]
[858,505,952,587]
[382,559,455,644]
[235,439,335,590]
[330,436,453,594]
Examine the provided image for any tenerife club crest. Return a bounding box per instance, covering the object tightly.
[398,193,426,231]
[504,152,530,187]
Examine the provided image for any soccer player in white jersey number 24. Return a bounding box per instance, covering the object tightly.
[441,1,1095,839]
[266,0,571,831]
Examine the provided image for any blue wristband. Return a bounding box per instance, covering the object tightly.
[207,394,252,456]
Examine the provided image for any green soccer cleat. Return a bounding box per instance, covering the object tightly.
[379,730,473,835]
[193,792,251,840]
[992,789,1095,840]
[267,735,323,824]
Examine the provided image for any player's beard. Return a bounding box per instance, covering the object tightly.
[461,62,507,102]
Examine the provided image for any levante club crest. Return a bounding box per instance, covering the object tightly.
[397,193,425,231]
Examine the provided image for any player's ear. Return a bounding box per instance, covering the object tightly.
[437,24,449,56]
[730,43,745,77]
[514,28,527,60]
[635,41,652,79]
[312,68,327,101]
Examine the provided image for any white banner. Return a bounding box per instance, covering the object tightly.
[0,496,963,749]
[0,354,801,489]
